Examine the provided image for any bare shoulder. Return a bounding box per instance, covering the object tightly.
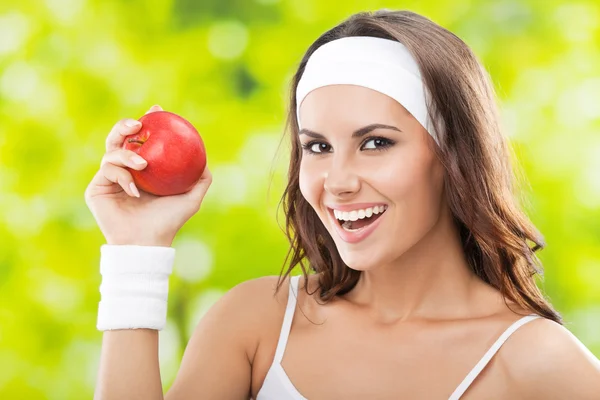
[213,274,293,344]
[497,316,600,399]
[230,273,323,328]
[224,274,290,308]
[167,275,292,399]
[217,272,321,351]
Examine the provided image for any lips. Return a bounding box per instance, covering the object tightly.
[340,210,384,230]
[327,206,387,244]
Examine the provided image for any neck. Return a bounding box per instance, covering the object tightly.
[342,208,485,324]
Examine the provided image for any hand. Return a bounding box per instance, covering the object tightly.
[84,105,212,247]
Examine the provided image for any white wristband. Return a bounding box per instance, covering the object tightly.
[97,244,176,331]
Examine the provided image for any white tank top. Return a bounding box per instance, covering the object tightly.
[256,275,541,399]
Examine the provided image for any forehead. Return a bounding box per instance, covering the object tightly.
[298,84,411,130]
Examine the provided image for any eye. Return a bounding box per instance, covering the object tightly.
[301,141,331,154]
[300,136,395,155]
[361,137,394,151]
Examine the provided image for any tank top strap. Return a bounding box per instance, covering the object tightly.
[448,314,541,400]
[273,275,301,364]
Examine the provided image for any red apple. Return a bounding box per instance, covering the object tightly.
[122,111,207,196]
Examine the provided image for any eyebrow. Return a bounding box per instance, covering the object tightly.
[299,123,402,139]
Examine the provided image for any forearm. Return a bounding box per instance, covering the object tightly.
[95,329,163,400]
[94,245,175,399]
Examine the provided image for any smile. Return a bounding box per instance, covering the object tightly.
[327,205,388,244]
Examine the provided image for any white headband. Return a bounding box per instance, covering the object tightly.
[296,36,440,144]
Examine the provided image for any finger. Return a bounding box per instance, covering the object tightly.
[96,162,141,198]
[105,118,142,153]
[180,166,213,204]
[145,104,163,115]
[100,149,148,170]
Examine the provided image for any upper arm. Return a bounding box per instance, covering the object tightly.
[501,318,600,399]
[165,275,283,400]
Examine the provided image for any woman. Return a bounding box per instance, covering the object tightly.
[85,9,600,400]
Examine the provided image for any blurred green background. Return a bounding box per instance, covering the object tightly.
[0,0,599,398]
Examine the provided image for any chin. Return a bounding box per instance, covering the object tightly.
[337,249,385,272]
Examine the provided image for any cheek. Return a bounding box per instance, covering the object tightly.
[298,159,322,205]
[373,153,422,198]
[382,152,444,223]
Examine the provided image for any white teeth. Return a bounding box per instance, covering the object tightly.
[337,211,348,220]
[333,205,387,222]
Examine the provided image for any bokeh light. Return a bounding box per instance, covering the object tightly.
[0,0,598,398]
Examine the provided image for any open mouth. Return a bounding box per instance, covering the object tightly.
[331,206,388,232]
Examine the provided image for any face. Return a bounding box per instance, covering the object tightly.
[298,84,446,271]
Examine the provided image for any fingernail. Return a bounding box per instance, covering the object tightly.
[131,154,147,165]
[129,182,140,197]
[125,119,141,127]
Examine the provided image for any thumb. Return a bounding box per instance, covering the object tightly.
[180,166,213,205]
[145,104,164,114]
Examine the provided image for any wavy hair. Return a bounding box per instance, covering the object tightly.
[274,9,561,324]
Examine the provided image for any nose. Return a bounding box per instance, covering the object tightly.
[323,157,361,198]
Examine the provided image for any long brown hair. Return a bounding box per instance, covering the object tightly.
[274,9,561,323]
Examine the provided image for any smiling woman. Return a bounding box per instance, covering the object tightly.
[263,9,600,399]
[281,16,555,317]
[87,8,600,400]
